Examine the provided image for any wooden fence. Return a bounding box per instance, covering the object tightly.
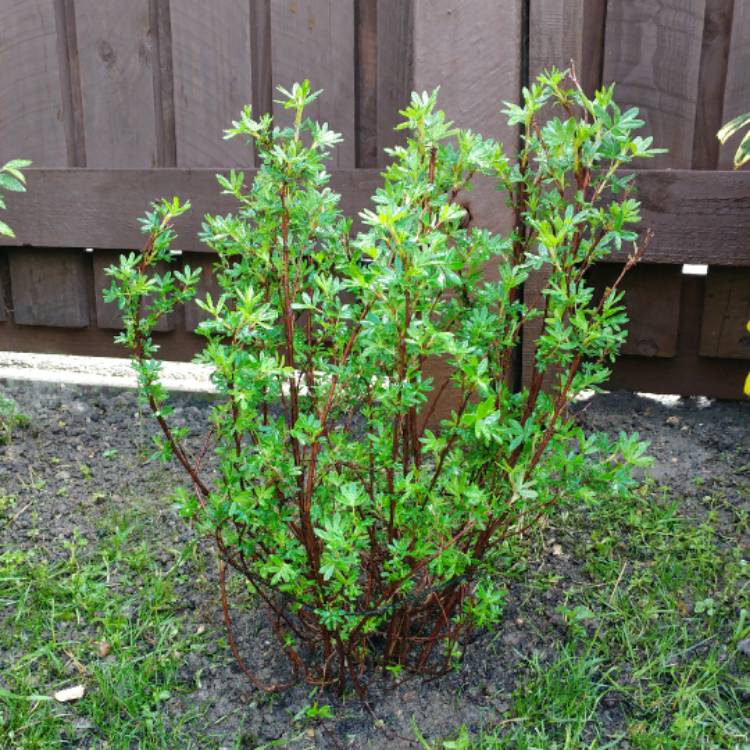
[0,0,749,399]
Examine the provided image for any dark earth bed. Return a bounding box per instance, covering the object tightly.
[1,379,749,748]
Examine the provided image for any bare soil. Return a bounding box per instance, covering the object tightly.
[1,379,748,748]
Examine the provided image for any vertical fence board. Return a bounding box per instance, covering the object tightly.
[719,1,750,168]
[354,0,412,166]
[413,0,521,234]
[75,0,172,333]
[523,0,587,387]
[9,249,90,327]
[271,0,356,167]
[413,0,520,152]
[355,0,378,167]
[93,250,123,330]
[151,0,177,167]
[603,0,706,169]
[588,264,683,358]
[529,0,584,77]
[700,267,750,359]
[579,0,607,96]
[376,0,413,161]
[0,251,8,322]
[74,0,159,167]
[170,0,255,166]
[250,0,273,124]
[413,0,521,419]
[0,0,68,166]
[55,0,87,167]
[692,0,734,169]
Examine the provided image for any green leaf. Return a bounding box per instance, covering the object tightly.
[717,111,750,144]
[2,158,32,171]
[734,128,750,169]
[0,173,26,192]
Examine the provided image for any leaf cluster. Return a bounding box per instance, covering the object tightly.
[0,159,31,238]
[718,112,750,169]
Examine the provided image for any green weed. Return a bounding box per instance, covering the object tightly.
[0,516,209,749]
[420,483,750,748]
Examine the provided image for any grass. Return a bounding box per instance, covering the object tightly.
[0,511,213,749]
[2,421,749,748]
[422,483,750,749]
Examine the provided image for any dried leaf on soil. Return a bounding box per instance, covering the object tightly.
[53,684,85,703]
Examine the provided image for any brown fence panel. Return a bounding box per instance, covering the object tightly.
[523,0,607,392]
[170,0,255,167]
[719,1,750,169]
[0,168,381,360]
[524,0,750,399]
[593,271,749,400]
[270,0,356,168]
[603,0,706,170]
[1,0,749,400]
[699,268,750,360]
[409,0,523,420]
[0,0,418,359]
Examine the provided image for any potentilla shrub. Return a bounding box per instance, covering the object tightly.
[105,70,656,694]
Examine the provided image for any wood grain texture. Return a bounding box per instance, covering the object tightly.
[355,0,378,167]
[0,318,202,361]
[251,0,273,121]
[9,248,89,327]
[0,0,68,166]
[588,263,682,358]
[603,0,706,169]
[2,169,750,265]
[376,0,413,160]
[413,0,520,148]
[0,251,7,322]
[605,275,749,399]
[529,0,584,78]
[413,0,521,405]
[151,0,177,167]
[580,0,607,97]
[526,0,605,91]
[74,0,159,166]
[413,0,521,235]
[271,0,356,167]
[55,0,87,166]
[692,0,734,169]
[632,169,750,265]
[719,0,750,168]
[0,168,382,252]
[699,267,750,359]
[170,0,255,166]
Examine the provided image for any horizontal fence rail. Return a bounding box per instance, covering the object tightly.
[1,169,749,265]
